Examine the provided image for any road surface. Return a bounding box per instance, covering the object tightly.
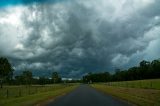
[47,85,132,106]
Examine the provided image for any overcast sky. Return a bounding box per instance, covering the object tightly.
[0,0,160,78]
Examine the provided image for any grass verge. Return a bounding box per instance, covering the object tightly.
[91,84,160,106]
[106,79,160,90]
[0,85,78,106]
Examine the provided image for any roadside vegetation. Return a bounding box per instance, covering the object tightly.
[105,79,160,89]
[83,59,160,83]
[0,84,74,99]
[0,84,78,106]
[82,58,160,106]
[91,79,160,106]
[0,57,79,106]
[1,57,160,106]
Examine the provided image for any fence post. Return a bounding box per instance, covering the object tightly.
[29,87,30,95]
[132,82,134,88]
[36,87,38,93]
[150,81,152,88]
[140,81,142,88]
[6,89,9,98]
[19,89,21,97]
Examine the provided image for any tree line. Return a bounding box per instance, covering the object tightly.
[83,59,160,83]
[14,71,62,86]
[1,57,160,86]
[0,57,62,88]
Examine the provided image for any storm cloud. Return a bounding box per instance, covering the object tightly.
[0,0,160,78]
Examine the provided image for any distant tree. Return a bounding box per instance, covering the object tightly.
[38,77,46,86]
[5,71,14,85]
[82,58,160,83]
[22,70,33,86]
[52,72,61,83]
[83,72,111,83]
[140,60,150,67]
[15,75,24,85]
[38,77,53,85]
[150,59,160,78]
[139,60,151,79]
[0,57,14,88]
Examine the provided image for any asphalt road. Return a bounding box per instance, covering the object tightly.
[47,85,132,106]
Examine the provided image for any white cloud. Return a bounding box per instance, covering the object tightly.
[144,39,160,60]
[112,54,130,67]
[146,26,160,38]
[15,43,24,50]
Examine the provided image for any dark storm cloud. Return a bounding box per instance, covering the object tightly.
[18,2,111,77]
[0,0,160,78]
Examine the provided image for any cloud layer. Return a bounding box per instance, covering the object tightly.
[0,0,160,78]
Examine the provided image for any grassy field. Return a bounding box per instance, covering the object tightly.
[106,79,160,90]
[0,84,79,106]
[91,79,160,106]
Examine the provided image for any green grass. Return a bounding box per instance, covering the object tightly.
[0,84,79,106]
[91,79,160,106]
[0,84,73,99]
[106,79,160,90]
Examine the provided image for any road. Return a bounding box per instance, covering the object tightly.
[47,85,132,106]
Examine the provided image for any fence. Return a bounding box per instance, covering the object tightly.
[0,84,71,99]
[105,79,160,90]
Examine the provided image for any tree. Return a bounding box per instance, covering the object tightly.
[139,60,151,79]
[82,58,160,82]
[83,72,111,83]
[151,60,160,78]
[15,75,24,85]
[38,77,47,86]
[22,70,33,86]
[0,57,14,88]
[140,60,150,67]
[52,72,61,83]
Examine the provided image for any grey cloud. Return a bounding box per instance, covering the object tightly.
[0,0,160,78]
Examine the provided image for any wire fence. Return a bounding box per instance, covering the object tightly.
[0,84,73,99]
[105,79,160,90]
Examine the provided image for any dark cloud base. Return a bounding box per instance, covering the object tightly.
[0,0,160,78]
